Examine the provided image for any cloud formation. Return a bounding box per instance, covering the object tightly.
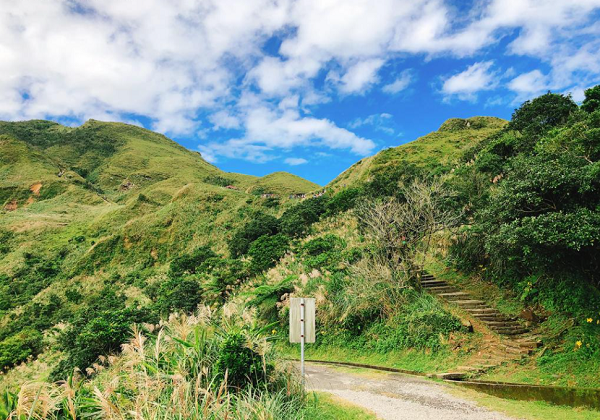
[442,61,498,101]
[1,0,600,163]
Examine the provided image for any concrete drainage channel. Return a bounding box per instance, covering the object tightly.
[302,359,600,411]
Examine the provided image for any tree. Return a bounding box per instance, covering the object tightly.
[356,178,460,287]
[508,92,577,141]
[169,246,217,277]
[582,85,600,113]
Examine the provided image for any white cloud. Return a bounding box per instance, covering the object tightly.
[382,70,414,94]
[348,113,395,135]
[199,103,375,163]
[284,157,308,165]
[442,61,498,101]
[507,70,550,99]
[338,59,385,94]
[2,0,600,162]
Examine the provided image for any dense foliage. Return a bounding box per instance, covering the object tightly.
[449,88,600,317]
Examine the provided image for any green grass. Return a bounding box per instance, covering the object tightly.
[448,384,600,420]
[306,392,377,419]
[278,342,469,374]
[328,116,507,189]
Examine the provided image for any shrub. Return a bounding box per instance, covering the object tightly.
[279,197,326,237]
[0,328,43,370]
[155,277,203,315]
[325,188,361,215]
[228,213,280,257]
[202,257,250,302]
[204,175,235,187]
[248,234,290,273]
[300,234,346,270]
[169,246,217,276]
[215,332,269,390]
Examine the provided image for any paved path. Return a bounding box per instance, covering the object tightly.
[305,363,517,420]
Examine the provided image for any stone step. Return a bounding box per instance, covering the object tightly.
[491,326,529,334]
[430,372,467,380]
[427,286,459,294]
[500,342,537,353]
[457,366,486,372]
[484,320,523,328]
[453,300,487,309]
[467,308,501,314]
[421,280,446,287]
[473,315,511,322]
[438,292,472,300]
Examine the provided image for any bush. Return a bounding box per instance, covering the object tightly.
[248,234,290,273]
[0,328,43,370]
[215,332,269,390]
[204,175,235,187]
[155,277,203,315]
[201,257,250,302]
[169,246,217,276]
[228,213,280,257]
[279,197,326,237]
[50,287,156,380]
[325,188,361,215]
[300,234,346,271]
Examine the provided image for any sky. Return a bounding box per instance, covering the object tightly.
[2,1,600,185]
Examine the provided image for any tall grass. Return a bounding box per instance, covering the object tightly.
[1,309,308,419]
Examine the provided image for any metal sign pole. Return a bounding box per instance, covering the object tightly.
[300,297,305,385]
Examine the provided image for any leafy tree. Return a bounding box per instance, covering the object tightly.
[279,197,326,237]
[582,85,600,113]
[248,234,290,273]
[508,92,577,141]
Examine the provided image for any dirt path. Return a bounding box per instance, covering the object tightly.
[304,363,517,420]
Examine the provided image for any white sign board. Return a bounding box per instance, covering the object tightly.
[289,297,315,343]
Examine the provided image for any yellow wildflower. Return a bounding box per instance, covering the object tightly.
[576,340,583,347]
[587,318,593,323]
[271,329,277,335]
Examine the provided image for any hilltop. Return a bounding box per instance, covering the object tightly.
[329,116,506,189]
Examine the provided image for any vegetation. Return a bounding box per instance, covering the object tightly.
[2,85,600,415]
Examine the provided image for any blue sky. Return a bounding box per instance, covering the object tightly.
[2,1,600,185]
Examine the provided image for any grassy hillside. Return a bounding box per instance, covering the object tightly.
[2,86,600,416]
[329,116,507,189]
[0,119,319,381]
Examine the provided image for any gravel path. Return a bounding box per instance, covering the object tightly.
[304,363,517,420]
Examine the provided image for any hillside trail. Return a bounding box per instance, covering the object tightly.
[420,272,541,379]
[305,362,517,420]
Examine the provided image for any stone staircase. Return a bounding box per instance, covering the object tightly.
[421,272,541,379]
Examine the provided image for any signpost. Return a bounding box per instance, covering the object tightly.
[289,297,315,385]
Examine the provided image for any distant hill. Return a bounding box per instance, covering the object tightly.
[328,116,507,189]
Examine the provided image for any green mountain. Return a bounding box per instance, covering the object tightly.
[1,87,600,400]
